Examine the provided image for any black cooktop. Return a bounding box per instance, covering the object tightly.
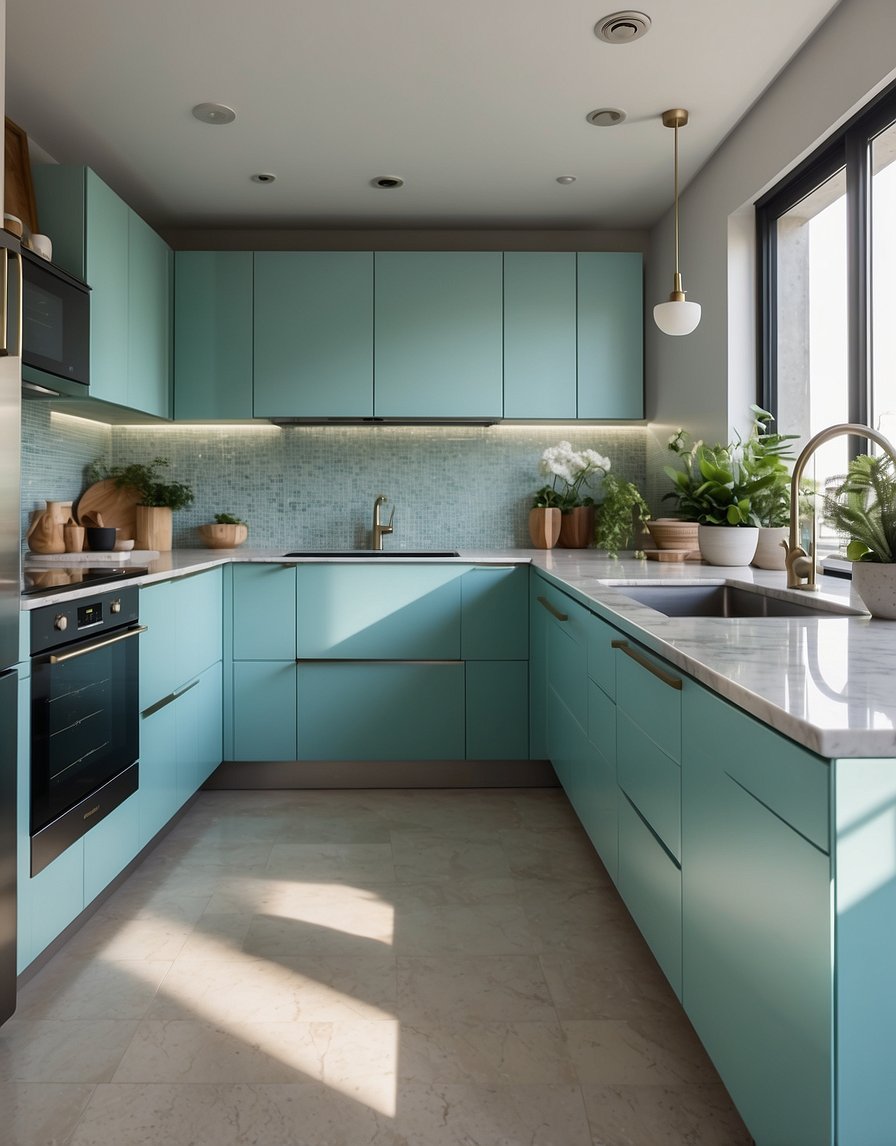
[22,565,150,598]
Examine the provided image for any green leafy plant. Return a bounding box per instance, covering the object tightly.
[594,474,650,559]
[88,457,194,511]
[214,513,246,525]
[532,441,611,511]
[823,453,896,562]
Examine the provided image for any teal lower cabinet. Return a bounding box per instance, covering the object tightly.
[27,840,84,966]
[584,679,617,880]
[178,664,224,799]
[297,662,465,761]
[465,661,528,759]
[139,698,179,848]
[682,682,832,1146]
[83,795,140,906]
[232,660,297,761]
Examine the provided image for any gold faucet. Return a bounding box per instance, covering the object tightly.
[371,494,394,551]
[783,422,896,591]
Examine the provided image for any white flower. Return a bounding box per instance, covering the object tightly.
[580,449,611,474]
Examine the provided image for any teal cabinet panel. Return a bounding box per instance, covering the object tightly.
[374,252,503,418]
[190,664,224,794]
[682,722,831,1146]
[529,578,549,760]
[586,679,618,881]
[233,661,297,761]
[586,611,618,700]
[85,171,131,405]
[615,641,682,762]
[128,210,172,417]
[296,564,463,659]
[617,711,680,861]
[139,580,176,711]
[503,252,576,419]
[465,661,529,759]
[175,568,223,686]
[231,565,297,660]
[83,794,140,906]
[139,700,179,847]
[254,252,373,417]
[28,839,84,962]
[31,164,89,279]
[174,252,254,420]
[16,671,31,973]
[297,662,465,761]
[460,565,528,661]
[547,618,587,733]
[577,252,643,420]
[617,793,682,998]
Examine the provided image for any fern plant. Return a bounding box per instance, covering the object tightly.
[823,453,896,563]
[594,474,650,559]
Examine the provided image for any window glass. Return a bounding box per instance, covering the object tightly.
[872,120,896,442]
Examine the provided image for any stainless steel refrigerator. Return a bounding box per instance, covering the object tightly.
[0,230,22,1025]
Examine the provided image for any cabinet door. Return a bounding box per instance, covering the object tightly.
[139,699,179,847]
[503,252,576,418]
[232,661,297,761]
[128,210,171,417]
[466,661,528,759]
[585,678,618,881]
[83,794,139,906]
[139,580,176,711]
[682,687,832,1146]
[175,664,223,802]
[374,252,503,418]
[174,252,254,420]
[529,578,549,760]
[296,563,463,659]
[86,170,130,405]
[577,252,643,419]
[254,252,373,417]
[231,565,297,660]
[28,839,84,963]
[175,568,223,685]
[297,662,464,761]
[460,566,528,661]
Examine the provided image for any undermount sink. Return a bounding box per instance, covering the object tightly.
[283,549,460,558]
[618,583,858,619]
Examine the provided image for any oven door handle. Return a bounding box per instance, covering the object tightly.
[48,624,148,664]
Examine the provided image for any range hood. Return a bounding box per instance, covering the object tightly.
[268,416,502,427]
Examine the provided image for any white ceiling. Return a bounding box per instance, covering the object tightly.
[7,0,841,232]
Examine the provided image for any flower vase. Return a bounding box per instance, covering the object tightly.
[558,506,595,548]
[528,507,561,549]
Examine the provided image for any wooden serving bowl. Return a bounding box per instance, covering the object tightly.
[198,522,248,549]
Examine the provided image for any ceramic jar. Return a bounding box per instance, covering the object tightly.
[697,525,759,566]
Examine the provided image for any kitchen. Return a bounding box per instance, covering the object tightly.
[3,2,896,1144]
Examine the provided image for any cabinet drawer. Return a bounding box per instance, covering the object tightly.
[587,610,618,699]
[618,793,682,998]
[683,683,829,852]
[614,639,682,762]
[618,710,680,861]
[460,566,528,661]
[231,565,297,660]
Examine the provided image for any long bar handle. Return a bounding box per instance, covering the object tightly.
[611,639,683,690]
[49,625,148,665]
[537,595,568,622]
[0,246,22,357]
[142,676,199,718]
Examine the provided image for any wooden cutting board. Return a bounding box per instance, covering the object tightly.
[75,479,142,537]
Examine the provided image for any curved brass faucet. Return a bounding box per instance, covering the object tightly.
[784,422,896,590]
[371,494,394,551]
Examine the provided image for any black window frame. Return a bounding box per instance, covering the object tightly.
[757,80,896,450]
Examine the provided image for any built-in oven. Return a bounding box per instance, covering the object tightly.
[21,248,90,399]
[30,586,145,875]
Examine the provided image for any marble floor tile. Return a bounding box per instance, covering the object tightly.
[397,1020,576,1085]
[500,829,614,884]
[540,952,682,1022]
[13,956,171,1021]
[0,1081,96,1146]
[396,954,555,1023]
[0,1018,139,1082]
[266,842,396,883]
[582,1084,752,1146]
[563,1019,720,1089]
[61,913,195,962]
[394,904,538,957]
[390,833,512,883]
[176,912,254,961]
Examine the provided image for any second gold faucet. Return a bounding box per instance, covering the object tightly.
[371,494,395,551]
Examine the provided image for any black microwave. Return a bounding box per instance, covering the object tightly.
[21,248,90,398]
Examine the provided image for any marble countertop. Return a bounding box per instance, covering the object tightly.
[22,546,896,759]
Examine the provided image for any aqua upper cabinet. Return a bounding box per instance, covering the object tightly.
[174,252,254,420]
[503,252,577,419]
[577,252,643,419]
[254,252,374,417]
[32,166,172,417]
[374,252,503,419]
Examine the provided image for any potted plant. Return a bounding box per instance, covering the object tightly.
[823,453,896,618]
[531,441,611,548]
[742,407,799,569]
[594,474,650,559]
[87,457,194,551]
[198,513,249,549]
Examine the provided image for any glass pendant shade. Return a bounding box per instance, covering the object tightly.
[654,298,702,336]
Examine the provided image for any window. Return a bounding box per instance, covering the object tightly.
[758,82,896,554]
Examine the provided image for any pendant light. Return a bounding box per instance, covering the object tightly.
[654,108,701,337]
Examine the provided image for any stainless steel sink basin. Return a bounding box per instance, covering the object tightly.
[283,550,460,558]
[618,583,855,618]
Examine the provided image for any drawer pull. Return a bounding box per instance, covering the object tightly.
[612,639,682,690]
[537,595,568,622]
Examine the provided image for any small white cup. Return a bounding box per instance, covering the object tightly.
[29,233,52,261]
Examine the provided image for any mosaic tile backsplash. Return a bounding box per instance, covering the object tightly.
[22,404,647,550]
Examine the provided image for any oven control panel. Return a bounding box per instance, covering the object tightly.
[31,586,140,655]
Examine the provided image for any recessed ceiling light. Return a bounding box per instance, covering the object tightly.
[191,102,236,125]
[251,172,277,184]
[370,176,405,189]
[586,108,627,127]
[556,176,577,185]
[594,11,651,44]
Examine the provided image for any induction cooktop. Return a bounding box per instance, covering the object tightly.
[22,565,150,597]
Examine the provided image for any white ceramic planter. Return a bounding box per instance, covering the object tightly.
[851,562,896,619]
[697,524,759,567]
[752,526,789,570]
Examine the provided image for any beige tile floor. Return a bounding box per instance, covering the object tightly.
[1,789,753,1145]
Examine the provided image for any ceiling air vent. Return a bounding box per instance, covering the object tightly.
[594,11,652,44]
